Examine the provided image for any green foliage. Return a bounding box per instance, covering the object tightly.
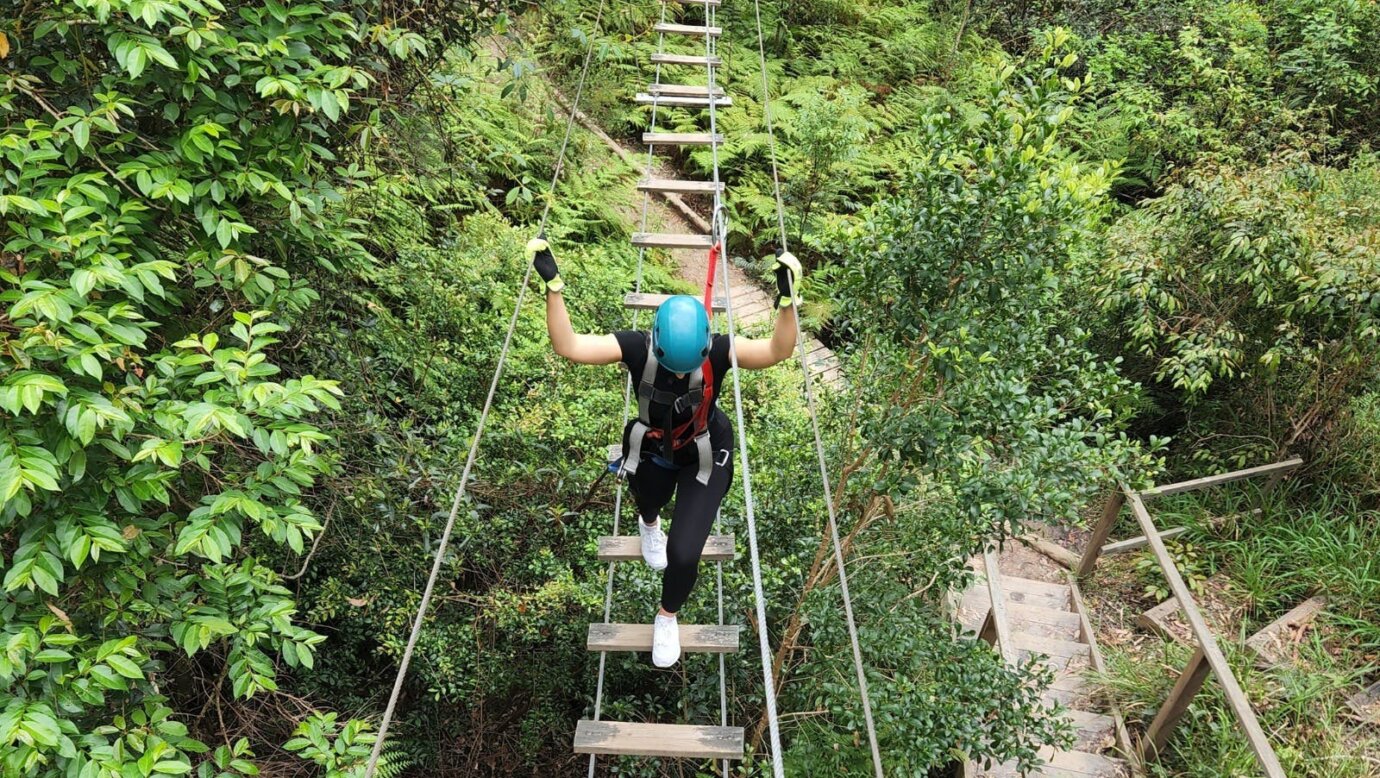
[831,31,1160,540]
[769,31,1164,772]
[283,712,399,778]
[530,0,976,263]
[1135,541,1208,602]
[277,50,682,768]
[990,0,1380,186]
[1318,392,1380,499]
[0,0,511,774]
[1092,154,1380,465]
[781,490,1076,773]
[1206,488,1380,654]
[1099,637,1379,777]
[4,0,1376,773]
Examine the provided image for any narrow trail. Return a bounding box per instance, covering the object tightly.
[553,93,844,386]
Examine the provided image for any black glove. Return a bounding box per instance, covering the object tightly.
[527,235,564,292]
[772,249,802,308]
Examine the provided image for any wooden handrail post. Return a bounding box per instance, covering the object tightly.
[1076,488,1125,578]
[1126,491,1287,777]
[978,608,996,645]
[982,549,1016,665]
[1139,457,1303,501]
[1140,646,1210,763]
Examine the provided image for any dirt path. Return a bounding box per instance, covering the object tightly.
[553,94,843,386]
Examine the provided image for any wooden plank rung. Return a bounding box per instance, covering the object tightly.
[632,232,715,249]
[654,22,723,36]
[648,84,725,97]
[598,534,735,562]
[642,132,723,146]
[638,178,723,194]
[624,292,727,312]
[636,93,733,108]
[649,53,723,66]
[587,623,740,653]
[574,720,743,759]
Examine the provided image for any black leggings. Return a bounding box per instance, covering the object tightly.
[628,445,734,613]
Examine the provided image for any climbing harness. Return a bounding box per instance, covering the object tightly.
[622,340,716,485]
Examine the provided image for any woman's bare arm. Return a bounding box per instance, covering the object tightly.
[732,303,797,369]
[545,290,622,365]
[732,251,804,370]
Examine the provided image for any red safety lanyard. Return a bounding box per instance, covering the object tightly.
[703,240,720,317]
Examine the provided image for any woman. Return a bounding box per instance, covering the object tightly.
[529,236,802,667]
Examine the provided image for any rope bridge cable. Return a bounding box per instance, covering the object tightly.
[586,4,671,776]
[703,8,788,777]
[363,2,608,775]
[703,7,731,775]
[749,0,886,775]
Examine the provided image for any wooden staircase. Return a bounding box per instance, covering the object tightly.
[957,558,1133,777]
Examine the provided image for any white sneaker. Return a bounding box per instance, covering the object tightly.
[652,612,681,668]
[639,519,667,571]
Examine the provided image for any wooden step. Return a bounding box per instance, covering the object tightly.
[1050,673,1090,692]
[587,623,740,653]
[1000,574,1073,601]
[1012,632,1091,661]
[1062,709,1117,751]
[624,292,727,312]
[648,84,725,97]
[650,53,722,66]
[635,93,733,108]
[1042,683,1092,708]
[1007,604,1083,641]
[960,589,1081,639]
[598,534,735,561]
[574,720,743,759]
[1346,680,1380,723]
[655,22,722,37]
[1245,595,1326,667]
[1001,579,1072,611]
[985,747,1127,777]
[643,131,722,146]
[638,178,724,194]
[729,297,772,320]
[1018,645,1091,674]
[632,232,715,249]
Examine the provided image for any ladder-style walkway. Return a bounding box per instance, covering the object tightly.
[576,1,748,769]
[574,1,875,774]
[957,557,1132,777]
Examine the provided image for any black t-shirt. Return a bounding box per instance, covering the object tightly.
[615,330,733,465]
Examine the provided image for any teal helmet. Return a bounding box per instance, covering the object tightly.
[652,295,711,373]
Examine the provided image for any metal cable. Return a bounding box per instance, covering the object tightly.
[715,217,787,778]
[703,13,787,776]
[587,4,667,774]
[749,0,789,249]
[706,7,739,778]
[750,1,885,773]
[365,5,607,774]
